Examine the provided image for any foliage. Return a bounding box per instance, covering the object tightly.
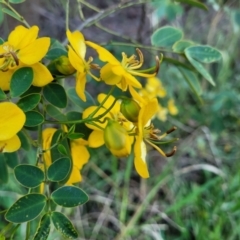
[0,0,239,239]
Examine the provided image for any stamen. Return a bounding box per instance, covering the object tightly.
[166,126,177,134]
[10,52,19,66]
[166,146,177,157]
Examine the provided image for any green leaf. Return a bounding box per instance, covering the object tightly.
[0,153,8,183]
[51,186,88,207]
[2,8,22,21]
[10,67,33,97]
[21,86,42,97]
[57,144,68,156]
[151,26,183,48]
[172,40,194,53]
[17,130,30,151]
[0,88,7,100]
[47,157,71,182]
[185,45,222,63]
[45,104,67,121]
[5,194,47,223]
[33,213,51,240]
[233,10,240,28]
[46,39,68,60]
[9,0,25,3]
[25,111,44,127]
[4,152,19,169]
[174,0,208,11]
[17,94,41,112]
[185,54,215,86]
[67,133,84,140]
[43,83,67,108]
[178,67,202,102]
[51,212,78,239]
[67,88,95,112]
[14,164,44,188]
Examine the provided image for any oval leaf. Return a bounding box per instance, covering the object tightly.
[0,154,8,183]
[185,54,215,86]
[9,0,25,3]
[43,83,67,108]
[57,144,68,156]
[172,40,194,53]
[10,67,33,97]
[45,104,67,121]
[185,45,222,63]
[51,186,88,207]
[17,94,41,112]
[25,111,44,127]
[47,157,71,182]
[51,212,78,239]
[5,194,46,223]
[0,88,7,100]
[5,152,19,169]
[2,8,22,21]
[14,164,44,188]
[151,26,183,48]
[34,213,51,240]
[67,88,95,112]
[17,130,30,151]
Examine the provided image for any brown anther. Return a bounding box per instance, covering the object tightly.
[166,126,177,134]
[10,52,19,66]
[136,48,143,64]
[155,56,160,74]
[165,146,177,157]
[90,63,100,70]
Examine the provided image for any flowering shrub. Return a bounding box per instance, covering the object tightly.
[0,0,222,239]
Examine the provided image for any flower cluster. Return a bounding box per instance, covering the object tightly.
[0,25,178,186]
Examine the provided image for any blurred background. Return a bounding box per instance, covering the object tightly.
[1,0,240,239]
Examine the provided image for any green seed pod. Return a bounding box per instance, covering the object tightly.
[120,98,140,122]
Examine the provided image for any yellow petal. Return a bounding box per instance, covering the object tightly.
[71,140,90,169]
[68,45,85,72]
[100,64,122,85]
[168,99,178,115]
[0,102,25,141]
[66,30,86,60]
[88,130,104,148]
[0,68,13,91]
[42,128,57,168]
[18,37,50,65]
[134,137,149,178]
[8,25,39,50]
[86,41,119,64]
[31,63,53,87]
[141,98,159,127]
[121,71,142,89]
[129,86,147,105]
[83,106,110,130]
[66,165,82,185]
[76,72,87,102]
[0,135,21,153]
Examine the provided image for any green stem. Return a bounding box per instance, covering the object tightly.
[0,222,13,235]
[66,0,69,30]
[77,0,101,12]
[2,0,30,27]
[10,224,20,240]
[119,154,133,224]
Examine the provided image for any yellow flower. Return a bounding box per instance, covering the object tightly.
[133,98,176,178]
[168,99,178,115]
[42,128,90,185]
[146,77,167,98]
[82,93,133,156]
[66,30,99,101]
[0,25,53,90]
[156,104,168,122]
[0,102,25,152]
[86,41,158,101]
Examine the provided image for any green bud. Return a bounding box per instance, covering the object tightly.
[120,98,140,122]
[55,55,76,75]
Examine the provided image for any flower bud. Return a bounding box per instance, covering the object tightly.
[104,119,131,157]
[120,98,140,122]
[55,55,76,75]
